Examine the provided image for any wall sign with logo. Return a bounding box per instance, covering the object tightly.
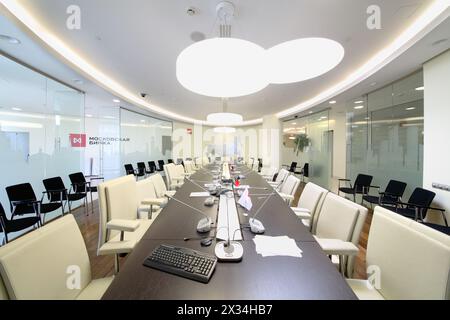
[70,134,130,147]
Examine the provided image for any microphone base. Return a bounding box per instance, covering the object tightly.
[249,218,265,234]
[214,241,243,262]
[197,217,212,233]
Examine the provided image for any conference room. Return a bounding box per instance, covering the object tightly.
[0,0,449,305]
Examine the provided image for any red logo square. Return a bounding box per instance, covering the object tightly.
[70,134,86,148]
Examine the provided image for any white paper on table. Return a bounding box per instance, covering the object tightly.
[238,187,253,211]
[253,235,303,258]
[189,192,211,197]
[234,185,250,190]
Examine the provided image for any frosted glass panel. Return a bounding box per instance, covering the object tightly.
[120,108,172,174]
[347,71,423,198]
[0,54,84,228]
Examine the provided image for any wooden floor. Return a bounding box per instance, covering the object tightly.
[72,183,371,280]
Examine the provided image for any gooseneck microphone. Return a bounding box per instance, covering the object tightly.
[248,191,276,234]
[166,195,212,233]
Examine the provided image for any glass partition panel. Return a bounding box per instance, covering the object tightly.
[120,108,172,174]
[0,54,84,229]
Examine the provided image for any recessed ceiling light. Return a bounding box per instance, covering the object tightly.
[415,86,424,91]
[104,116,116,119]
[288,137,296,140]
[86,114,93,118]
[207,112,243,125]
[292,122,297,125]
[354,105,364,110]
[0,34,21,44]
[266,38,345,84]
[113,99,121,103]
[140,120,146,123]
[309,111,313,114]
[370,82,377,87]
[354,100,364,104]
[12,107,22,111]
[329,100,337,104]
[213,127,236,133]
[365,117,371,120]
[406,107,416,111]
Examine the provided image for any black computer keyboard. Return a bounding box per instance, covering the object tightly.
[143,244,217,283]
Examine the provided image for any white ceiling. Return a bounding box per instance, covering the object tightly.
[6,0,440,120]
[1,0,449,124]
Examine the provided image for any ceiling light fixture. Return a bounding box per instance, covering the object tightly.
[214,127,236,133]
[329,100,337,104]
[12,107,22,111]
[0,34,21,44]
[415,86,424,91]
[86,114,93,118]
[406,107,416,111]
[207,112,243,125]
[354,100,364,104]
[276,0,449,119]
[354,105,364,110]
[267,38,344,84]
[113,99,121,103]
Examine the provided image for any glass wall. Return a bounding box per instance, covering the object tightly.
[0,54,85,223]
[282,110,332,189]
[120,108,172,174]
[346,71,424,198]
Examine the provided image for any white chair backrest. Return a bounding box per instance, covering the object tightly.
[163,164,173,189]
[184,161,194,174]
[261,167,277,178]
[367,206,450,300]
[149,174,167,198]
[297,182,328,230]
[136,177,158,203]
[175,164,185,177]
[315,193,360,241]
[98,175,136,250]
[0,215,91,300]
[276,169,289,184]
[280,175,300,196]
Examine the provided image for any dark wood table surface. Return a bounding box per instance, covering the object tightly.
[102,165,357,300]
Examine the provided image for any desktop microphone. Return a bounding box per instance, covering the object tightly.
[214,195,243,262]
[248,191,276,234]
[165,195,212,233]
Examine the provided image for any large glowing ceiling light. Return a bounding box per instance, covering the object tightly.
[207,112,243,125]
[176,38,268,98]
[213,127,236,133]
[267,38,345,84]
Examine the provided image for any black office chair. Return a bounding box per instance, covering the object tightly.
[148,161,157,173]
[383,188,448,227]
[177,158,184,166]
[157,160,165,172]
[69,172,102,215]
[137,162,151,176]
[167,159,174,164]
[124,164,136,176]
[43,177,87,214]
[363,180,407,208]
[6,183,63,225]
[0,202,41,244]
[338,174,373,203]
[257,158,263,173]
[285,162,298,173]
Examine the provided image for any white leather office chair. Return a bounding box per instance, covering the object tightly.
[149,173,176,200]
[0,215,113,300]
[260,167,277,181]
[277,175,301,205]
[268,168,289,190]
[313,192,368,277]
[97,175,153,273]
[136,178,164,220]
[164,163,185,190]
[184,160,198,174]
[347,206,450,300]
[290,182,328,231]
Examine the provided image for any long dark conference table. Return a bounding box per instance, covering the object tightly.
[102,165,357,300]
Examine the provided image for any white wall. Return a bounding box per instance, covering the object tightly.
[423,49,450,224]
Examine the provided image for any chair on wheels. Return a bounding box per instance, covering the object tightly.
[338,174,373,203]
[43,177,87,214]
[167,159,174,164]
[68,172,102,215]
[362,180,407,208]
[0,202,41,245]
[6,183,63,225]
